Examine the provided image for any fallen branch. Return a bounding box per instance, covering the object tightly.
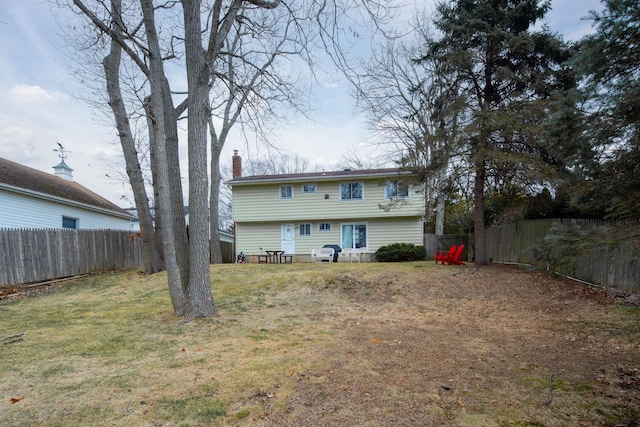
[543,373,556,405]
[25,274,89,288]
[1,333,26,345]
[0,292,19,300]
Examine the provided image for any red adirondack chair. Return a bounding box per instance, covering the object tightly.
[447,244,465,265]
[435,245,456,264]
[435,244,466,265]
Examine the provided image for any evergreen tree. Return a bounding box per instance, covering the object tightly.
[421,0,573,264]
[573,0,640,220]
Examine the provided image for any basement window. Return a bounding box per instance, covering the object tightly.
[62,216,78,229]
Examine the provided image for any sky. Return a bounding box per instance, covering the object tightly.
[0,0,602,207]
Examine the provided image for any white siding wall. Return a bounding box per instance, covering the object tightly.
[232,179,424,223]
[0,190,131,230]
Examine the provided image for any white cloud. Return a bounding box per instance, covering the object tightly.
[8,84,69,103]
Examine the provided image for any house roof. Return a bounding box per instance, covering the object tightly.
[228,167,414,186]
[0,157,131,218]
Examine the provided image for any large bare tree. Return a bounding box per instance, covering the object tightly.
[62,0,397,320]
[354,16,457,235]
[70,0,191,315]
[207,2,309,263]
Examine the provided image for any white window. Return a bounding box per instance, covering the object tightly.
[302,183,317,194]
[340,182,363,201]
[280,185,293,199]
[341,223,367,249]
[318,222,332,232]
[386,180,409,199]
[299,223,312,236]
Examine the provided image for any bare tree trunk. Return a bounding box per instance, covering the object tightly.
[141,0,188,315]
[182,0,216,319]
[162,79,190,290]
[103,0,163,275]
[473,156,487,265]
[210,134,223,264]
[146,89,188,282]
[435,197,445,235]
[144,96,165,265]
[209,161,223,264]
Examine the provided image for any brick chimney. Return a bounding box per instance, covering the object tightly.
[232,150,242,178]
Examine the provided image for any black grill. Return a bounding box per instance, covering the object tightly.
[322,244,342,262]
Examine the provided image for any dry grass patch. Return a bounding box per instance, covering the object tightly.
[1,262,639,426]
[0,265,341,426]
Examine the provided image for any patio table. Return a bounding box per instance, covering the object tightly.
[265,250,285,263]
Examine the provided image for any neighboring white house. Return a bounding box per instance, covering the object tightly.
[0,157,132,230]
[227,152,425,261]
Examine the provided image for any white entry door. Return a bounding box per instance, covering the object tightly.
[281,224,295,254]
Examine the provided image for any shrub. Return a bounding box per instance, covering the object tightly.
[375,243,426,262]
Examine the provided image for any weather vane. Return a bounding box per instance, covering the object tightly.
[53,142,71,162]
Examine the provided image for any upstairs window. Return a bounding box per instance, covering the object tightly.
[318,222,332,232]
[280,185,293,199]
[386,180,409,199]
[340,182,363,201]
[302,183,317,194]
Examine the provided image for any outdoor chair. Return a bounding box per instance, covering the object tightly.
[435,244,465,265]
[435,245,456,264]
[338,248,353,262]
[447,244,465,265]
[311,247,335,263]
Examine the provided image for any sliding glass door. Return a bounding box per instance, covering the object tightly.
[341,223,367,249]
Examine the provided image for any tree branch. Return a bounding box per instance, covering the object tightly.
[72,0,150,76]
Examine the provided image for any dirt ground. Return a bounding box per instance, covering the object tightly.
[261,264,640,427]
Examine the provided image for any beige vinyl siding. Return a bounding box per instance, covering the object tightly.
[235,221,341,256]
[367,218,424,251]
[232,178,424,223]
[235,223,281,256]
[235,217,423,258]
[294,224,341,254]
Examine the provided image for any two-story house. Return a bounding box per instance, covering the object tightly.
[0,157,132,230]
[228,152,425,261]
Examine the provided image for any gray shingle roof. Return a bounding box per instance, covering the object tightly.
[0,157,129,217]
[228,167,412,185]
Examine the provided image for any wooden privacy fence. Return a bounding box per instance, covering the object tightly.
[0,228,143,286]
[485,218,640,293]
[219,241,233,264]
